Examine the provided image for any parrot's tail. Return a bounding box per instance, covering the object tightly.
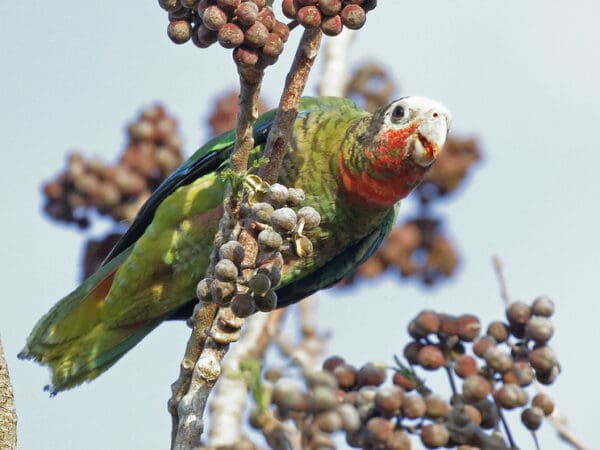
[19,250,160,393]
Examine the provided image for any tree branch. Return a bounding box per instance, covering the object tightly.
[0,336,17,450]
[259,27,323,184]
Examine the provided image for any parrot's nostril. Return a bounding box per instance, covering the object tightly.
[432,112,439,118]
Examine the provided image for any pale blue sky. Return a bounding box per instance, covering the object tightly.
[1,1,599,449]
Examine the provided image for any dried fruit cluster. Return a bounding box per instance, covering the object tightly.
[43,105,184,228]
[282,0,377,36]
[196,182,321,317]
[246,297,559,449]
[160,0,291,66]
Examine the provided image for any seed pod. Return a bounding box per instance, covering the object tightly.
[266,183,289,206]
[218,240,245,266]
[215,258,238,282]
[254,289,277,312]
[251,201,274,223]
[295,235,313,258]
[258,229,283,252]
[230,292,256,317]
[297,206,321,230]
[248,272,271,296]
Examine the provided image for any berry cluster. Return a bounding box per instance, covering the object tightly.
[282,0,377,36]
[160,0,290,66]
[43,105,183,228]
[246,298,559,449]
[196,182,321,317]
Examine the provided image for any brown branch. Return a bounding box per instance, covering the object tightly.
[0,336,17,450]
[229,66,265,174]
[259,27,323,184]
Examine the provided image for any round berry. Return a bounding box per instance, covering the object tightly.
[202,5,228,31]
[286,187,305,206]
[525,316,554,344]
[424,394,449,419]
[257,229,283,252]
[321,15,343,36]
[462,375,492,401]
[529,345,558,373]
[334,364,357,391]
[357,362,386,387]
[521,406,544,430]
[417,345,445,370]
[323,355,345,372]
[230,292,256,317]
[374,385,404,415]
[297,5,322,28]
[256,263,281,286]
[270,207,297,233]
[473,336,497,358]
[421,423,450,448]
[233,46,259,66]
[218,23,245,48]
[234,1,259,26]
[401,395,426,418]
[454,355,478,378]
[319,0,342,16]
[494,383,528,409]
[532,392,555,415]
[196,278,213,301]
[413,309,440,335]
[210,279,237,305]
[532,295,555,317]
[262,33,284,58]
[253,289,277,312]
[218,240,245,266]
[341,4,366,29]
[506,301,531,326]
[168,20,192,44]
[266,183,289,206]
[484,347,513,373]
[486,321,509,343]
[248,272,271,296]
[297,206,321,230]
[457,314,481,341]
[215,258,239,282]
[315,410,342,433]
[244,21,269,48]
[251,201,274,223]
[282,0,299,19]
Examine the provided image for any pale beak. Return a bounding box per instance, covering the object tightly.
[412,110,451,167]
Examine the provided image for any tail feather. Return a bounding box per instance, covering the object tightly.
[20,248,161,392]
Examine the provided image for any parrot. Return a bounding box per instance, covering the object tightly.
[20,96,451,393]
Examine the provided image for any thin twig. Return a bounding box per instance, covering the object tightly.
[259,27,323,184]
[492,255,511,307]
[0,336,17,450]
[536,384,589,450]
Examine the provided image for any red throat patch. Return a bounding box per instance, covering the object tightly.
[338,122,428,207]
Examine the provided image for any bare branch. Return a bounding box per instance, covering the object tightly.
[259,27,323,184]
[0,336,17,450]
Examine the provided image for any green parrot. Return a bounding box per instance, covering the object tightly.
[21,96,451,393]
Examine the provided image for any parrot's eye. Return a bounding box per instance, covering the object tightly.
[391,105,405,123]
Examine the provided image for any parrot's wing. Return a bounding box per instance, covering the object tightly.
[105,96,357,262]
[275,207,398,307]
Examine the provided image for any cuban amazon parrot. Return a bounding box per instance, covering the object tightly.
[21,96,451,392]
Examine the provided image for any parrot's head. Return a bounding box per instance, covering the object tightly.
[339,96,451,207]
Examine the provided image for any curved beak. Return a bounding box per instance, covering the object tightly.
[412,109,451,167]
